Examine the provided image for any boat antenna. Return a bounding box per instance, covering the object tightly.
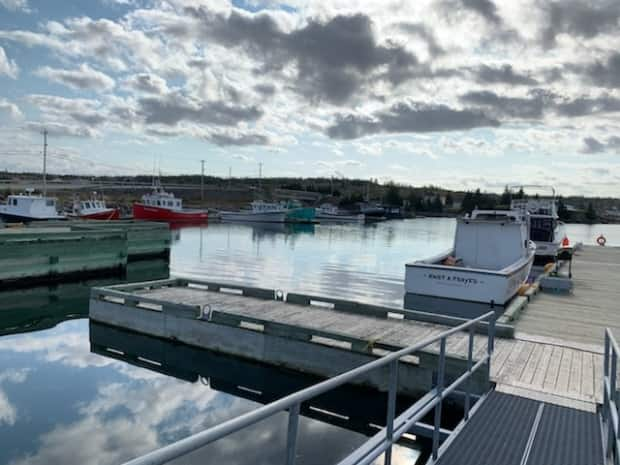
[42,128,48,197]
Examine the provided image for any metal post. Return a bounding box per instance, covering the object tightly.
[608,351,617,459]
[384,360,398,465]
[286,403,300,465]
[604,333,611,427]
[487,312,496,356]
[200,160,205,205]
[42,128,48,197]
[465,326,474,421]
[432,338,446,461]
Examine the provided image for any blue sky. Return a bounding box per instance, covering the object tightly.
[0,0,619,195]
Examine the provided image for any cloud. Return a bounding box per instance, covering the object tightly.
[393,22,445,56]
[574,52,620,89]
[460,90,547,119]
[539,0,620,48]
[208,132,269,146]
[458,0,503,24]
[327,101,499,139]
[581,136,620,154]
[0,46,18,78]
[0,0,30,12]
[25,121,100,138]
[34,64,115,91]
[123,73,169,94]
[0,98,23,120]
[138,93,263,127]
[187,9,421,104]
[472,64,537,86]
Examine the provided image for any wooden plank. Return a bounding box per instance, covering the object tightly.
[543,346,563,391]
[581,352,595,400]
[530,344,553,389]
[555,348,573,393]
[568,349,583,396]
[520,343,544,385]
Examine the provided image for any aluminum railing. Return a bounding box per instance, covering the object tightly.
[604,329,620,465]
[122,310,496,465]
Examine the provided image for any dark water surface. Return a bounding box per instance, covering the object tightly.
[0,219,618,465]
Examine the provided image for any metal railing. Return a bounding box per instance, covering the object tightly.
[122,310,496,465]
[603,329,620,465]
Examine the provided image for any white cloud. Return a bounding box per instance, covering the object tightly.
[34,64,115,91]
[0,46,18,78]
[0,0,30,13]
[0,98,23,120]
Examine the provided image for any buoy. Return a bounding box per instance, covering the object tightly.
[561,236,570,247]
[597,234,607,246]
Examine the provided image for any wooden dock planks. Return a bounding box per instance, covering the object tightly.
[116,282,608,407]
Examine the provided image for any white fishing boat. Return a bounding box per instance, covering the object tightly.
[69,193,120,220]
[405,209,535,307]
[0,190,65,222]
[510,187,566,265]
[316,204,365,223]
[220,200,287,223]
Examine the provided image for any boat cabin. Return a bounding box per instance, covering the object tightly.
[142,190,183,211]
[2,192,62,219]
[452,209,530,271]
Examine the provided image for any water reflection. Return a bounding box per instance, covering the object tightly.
[172,219,456,307]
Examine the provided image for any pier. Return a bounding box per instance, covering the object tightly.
[87,246,619,465]
[0,221,171,287]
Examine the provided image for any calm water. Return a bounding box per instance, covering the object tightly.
[0,219,619,465]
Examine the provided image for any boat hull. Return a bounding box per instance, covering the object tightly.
[79,209,120,220]
[316,213,365,223]
[0,212,66,223]
[220,211,287,223]
[286,207,316,223]
[132,203,208,223]
[404,251,535,307]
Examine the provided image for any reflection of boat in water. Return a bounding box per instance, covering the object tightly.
[405,209,535,317]
[0,259,169,336]
[249,221,315,236]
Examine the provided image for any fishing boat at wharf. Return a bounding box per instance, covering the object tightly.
[405,209,536,313]
[69,193,120,220]
[132,179,208,223]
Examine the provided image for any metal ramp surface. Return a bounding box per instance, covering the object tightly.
[435,391,604,465]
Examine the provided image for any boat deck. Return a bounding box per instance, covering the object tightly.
[435,390,603,465]
[515,245,620,348]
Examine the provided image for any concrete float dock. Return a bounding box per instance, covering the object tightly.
[0,220,171,287]
[88,245,619,465]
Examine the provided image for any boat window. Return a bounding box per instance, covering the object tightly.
[530,218,555,242]
[157,200,160,206]
[46,199,55,207]
[11,198,17,206]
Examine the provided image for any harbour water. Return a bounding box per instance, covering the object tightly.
[0,219,618,465]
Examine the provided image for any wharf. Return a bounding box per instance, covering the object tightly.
[0,220,170,287]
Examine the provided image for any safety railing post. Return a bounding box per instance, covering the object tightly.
[432,337,447,461]
[286,403,300,465]
[487,312,496,356]
[384,359,399,465]
[608,350,617,460]
[605,333,610,429]
[464,326,474,421]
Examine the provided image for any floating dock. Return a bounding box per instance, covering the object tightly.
[0,221,170,287]
[88,246,619,465]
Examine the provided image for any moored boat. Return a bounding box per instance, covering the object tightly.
[132,181,208,223]
[69,194,120,220]
[0,190,65,222]
[510,187,565,265]
[220,200,287,223]
[404,209,535,313]
[316,204,365,223]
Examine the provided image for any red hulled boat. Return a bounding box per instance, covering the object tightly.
[70,194,120,220]
[132,181,208,223]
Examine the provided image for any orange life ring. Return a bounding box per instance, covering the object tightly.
[597,234,607,246]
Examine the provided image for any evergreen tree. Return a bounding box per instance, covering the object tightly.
[384,182,402,206]
[432,195,444,213]
[445,192,454,208]
[500,186,512,206]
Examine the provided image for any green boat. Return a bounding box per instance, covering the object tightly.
[284,200,316,223]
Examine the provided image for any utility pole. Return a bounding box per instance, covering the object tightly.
[200,159,205,205]
[42,128,48,197]
[228,166,232,190]
[258,162,263,190]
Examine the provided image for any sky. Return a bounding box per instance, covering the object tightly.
[0,0,619,196]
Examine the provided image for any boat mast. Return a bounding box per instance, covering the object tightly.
[42,128,48,197]
[201,159,205,205]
